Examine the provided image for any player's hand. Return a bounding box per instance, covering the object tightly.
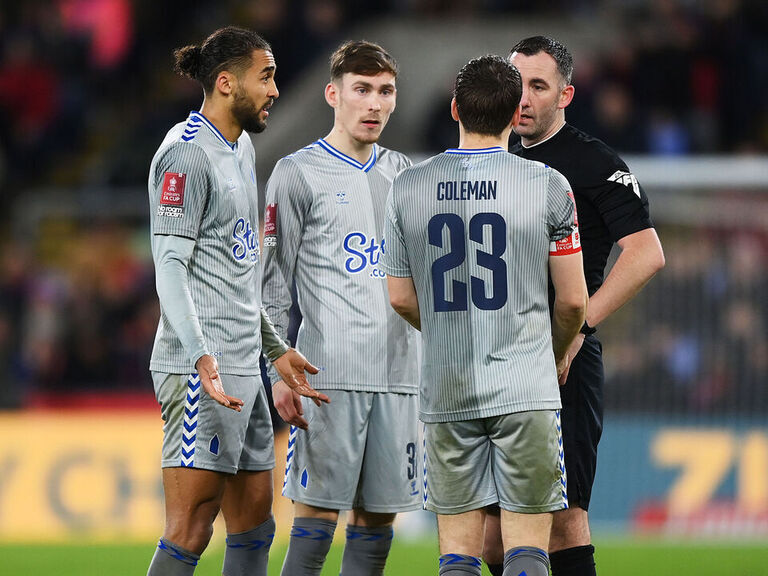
[557,333,585,385]
[272,348,329,407]
[195,354,244,411]
[272,380,309,430]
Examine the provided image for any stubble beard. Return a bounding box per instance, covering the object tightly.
[233,87,268,134]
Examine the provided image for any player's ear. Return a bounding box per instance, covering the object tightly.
[450,97,459,122]
[215,71,235,97]
[558,84,574,109]
[324,81,339,108]
[510,104,521,128]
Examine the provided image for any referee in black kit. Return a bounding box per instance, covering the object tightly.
[482,36,665,576]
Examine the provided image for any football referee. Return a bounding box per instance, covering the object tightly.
[482,36,665,576]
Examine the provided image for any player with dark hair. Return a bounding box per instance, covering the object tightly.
[481,36,665,576]
[146,26,328,576]
[262,40,420,576]
[383,54,588,576]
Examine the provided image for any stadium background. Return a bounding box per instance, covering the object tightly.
[1,1,767,574]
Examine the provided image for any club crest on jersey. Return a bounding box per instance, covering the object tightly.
[158,172,186,218]
[264,203,277,247]
[607,170,641,198]
[232,217,259,263]
[343,231,386,278]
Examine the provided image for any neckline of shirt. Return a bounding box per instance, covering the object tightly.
[316,138,377,172]
[188,111,238,151]
[444,146,506,155]
[520,122,566,150]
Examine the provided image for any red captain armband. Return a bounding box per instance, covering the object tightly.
[549,228,582,256]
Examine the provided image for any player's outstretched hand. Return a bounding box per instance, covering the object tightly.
[195,354,244,411]
[273,348,330,407]
[272,381,309,430]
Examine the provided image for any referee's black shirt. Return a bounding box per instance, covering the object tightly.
[511,123,654,296]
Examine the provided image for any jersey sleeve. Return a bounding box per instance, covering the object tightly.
[149,142,212,239]
[381,176,412,277]
[590,156,653,242]
[261,156,312,383]
[546,168,581,256]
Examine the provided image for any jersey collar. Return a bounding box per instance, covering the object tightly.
[317,138,377,172]
[187,111,238,151]
[444,146,505,155]
[520,122,566,149]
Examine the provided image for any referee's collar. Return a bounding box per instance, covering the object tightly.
[316,138,377,172]
[520,122,566,149]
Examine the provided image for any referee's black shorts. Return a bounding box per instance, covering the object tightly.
[560,334,604,511]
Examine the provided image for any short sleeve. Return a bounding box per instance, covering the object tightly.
[381,178,412,277]
[149,142,212,239]
[546,168,581,256]
[591,160,653,242]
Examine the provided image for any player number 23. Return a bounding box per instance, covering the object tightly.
[429,212,507,312]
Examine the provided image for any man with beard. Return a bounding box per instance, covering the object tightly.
[481,36,665,576]
[146,26,329,576]
[262,40,420,576]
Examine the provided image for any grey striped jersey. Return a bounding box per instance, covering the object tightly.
[262,139,419,393]
[381,147,578,423]
[148,111,264,374]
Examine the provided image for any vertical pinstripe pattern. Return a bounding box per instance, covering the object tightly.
[148,112,264,374]
[381,149,577,423]
[261,140,419,393]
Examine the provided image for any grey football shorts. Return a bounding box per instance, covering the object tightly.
[282,390,421,513]
[423,409,567,515]
[152,372,275,474]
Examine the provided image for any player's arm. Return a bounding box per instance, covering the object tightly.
[387,275,421,331]
[261,158,317,428]
[585,227,664,328]
[259,307,328,410]
[154,234,244,411]
[549,251,588,382]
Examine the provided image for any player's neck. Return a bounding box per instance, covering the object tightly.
[324,129,374,164]
[199,102,242,144]
[458,127,510,150]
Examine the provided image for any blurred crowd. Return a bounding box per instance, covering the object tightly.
[0,0,766,411]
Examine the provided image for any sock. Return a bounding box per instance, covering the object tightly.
[339,524,394,576]
[487,562,504,576]
[550,545,596,576]
[438,553,482,575]
[222,515,275,576]
[502,546,549,576]
[279,517,337,576]
[147,537,200,576]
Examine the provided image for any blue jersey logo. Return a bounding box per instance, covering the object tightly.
[232,217,259,263]
[343,231,386,278]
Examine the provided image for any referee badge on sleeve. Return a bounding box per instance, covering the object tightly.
[157,172,186,219]
[264,203,277,247]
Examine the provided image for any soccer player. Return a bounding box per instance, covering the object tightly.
[481,36,666,576]
[261,40,420,576]
[382,54,588,576]
[146,26,329,576]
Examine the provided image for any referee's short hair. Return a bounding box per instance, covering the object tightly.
[510,35,573,86]
[173,26,271,93]
[330,40,398,82]
[454,55,522,136]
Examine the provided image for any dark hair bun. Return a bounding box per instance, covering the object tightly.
[173,45,203,80]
